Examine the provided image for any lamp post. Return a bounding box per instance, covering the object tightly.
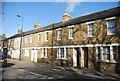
[16,14,23,60]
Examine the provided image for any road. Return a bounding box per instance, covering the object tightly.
[0,58,120,81]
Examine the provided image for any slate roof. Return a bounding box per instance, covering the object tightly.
[4,7,120,40]
[48,7,120,30]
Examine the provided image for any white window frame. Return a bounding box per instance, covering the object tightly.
[30,34,33,43]
[57,48,67,60]
[45,31,49,42]
[41,48,47,58]
[96,46,117,62]
[68,25,74,39]
[106,17,116,35]
[25,36,27,44]
[56,28,62,40]
[24,49,29,56]
[38,33,41,42]
[88,23,94,37]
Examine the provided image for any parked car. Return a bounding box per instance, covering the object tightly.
[0,54,7,67]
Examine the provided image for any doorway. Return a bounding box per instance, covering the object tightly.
[31,49,38,62]
[73,48,80,67]
[82,47,88,68]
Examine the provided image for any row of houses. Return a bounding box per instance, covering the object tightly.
[4,7,120,73]
[0,33,7,54]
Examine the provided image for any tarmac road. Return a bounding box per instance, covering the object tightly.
[0,58,120,81]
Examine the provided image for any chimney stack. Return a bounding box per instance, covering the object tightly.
[2,33,6,37]
[62,13,71,22]
[18,29,23,34]
[34,24,41,30]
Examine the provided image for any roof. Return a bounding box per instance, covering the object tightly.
[4,7,120,40]
[48,7,120,30]
[4,22,62,40]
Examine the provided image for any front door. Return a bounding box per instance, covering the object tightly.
[31,49,37,62]
[80,47,88,68]
[73,48,80,67]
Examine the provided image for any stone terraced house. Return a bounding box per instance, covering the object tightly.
[6,7,120,73]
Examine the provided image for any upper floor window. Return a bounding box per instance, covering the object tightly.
[107,19,116,35]
[38,33,41,42]
[88,23,94,37]
[57,30,62,40]
[25,36,27,44]
[30,35,32,43]
[68,25,74,39]
[46,32,49,41]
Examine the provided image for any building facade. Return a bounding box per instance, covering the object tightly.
[6,7,120,73]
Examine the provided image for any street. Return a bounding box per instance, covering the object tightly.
[0,59,120,81]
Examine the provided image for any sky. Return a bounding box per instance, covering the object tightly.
[1,2,119,37]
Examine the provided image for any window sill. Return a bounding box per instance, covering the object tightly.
[45,40,48,42]
[38,41,41,42]
[57,39,61,40]
[56,58,68,60]
[69,38,74,40]
[107,33,116,35]
[40,57,47,58]
[97,60,117,63]
[88,36,94,37]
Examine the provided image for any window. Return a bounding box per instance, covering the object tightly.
[69,27,74,39]
[96,46,117,62]
[46,32,49,41]
[38,33,41,42]
[113,46,116,60]
[57,30,62,40]
[107,19,116,35]
[103,47,110,60]
[25,36,27,44]
[30,35,32,43]
[24,49,29,56]
[41,48,47,58]
[57,48,67,59]
[88,23,94,37]
[97,47,101,60]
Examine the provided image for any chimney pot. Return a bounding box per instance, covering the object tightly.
[62,13,71,22]
[34,24,41,30]
[18,29,23,34]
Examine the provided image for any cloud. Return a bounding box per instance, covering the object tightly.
[65,2,80,13]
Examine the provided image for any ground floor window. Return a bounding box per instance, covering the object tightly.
[57,48,67,59]
[24,49,29,56]
[97,46,117,62]
[41,48,47,58]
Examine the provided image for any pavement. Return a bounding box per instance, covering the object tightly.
[0,58,120,81]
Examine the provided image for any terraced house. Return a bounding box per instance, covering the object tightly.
[6,7,120,73]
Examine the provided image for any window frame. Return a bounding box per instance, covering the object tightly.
[24,49,29,56]
[56,28,62,40]
[38,33,41,42]
[96,46,117,62]
[30,34,33,43]
[41,48,47,58]
[106,17,116,35]
[57,48,67,60]
[88,23,94,37]
[45,31,49,42]
[68,25,74,39]
[24,36,27,44]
